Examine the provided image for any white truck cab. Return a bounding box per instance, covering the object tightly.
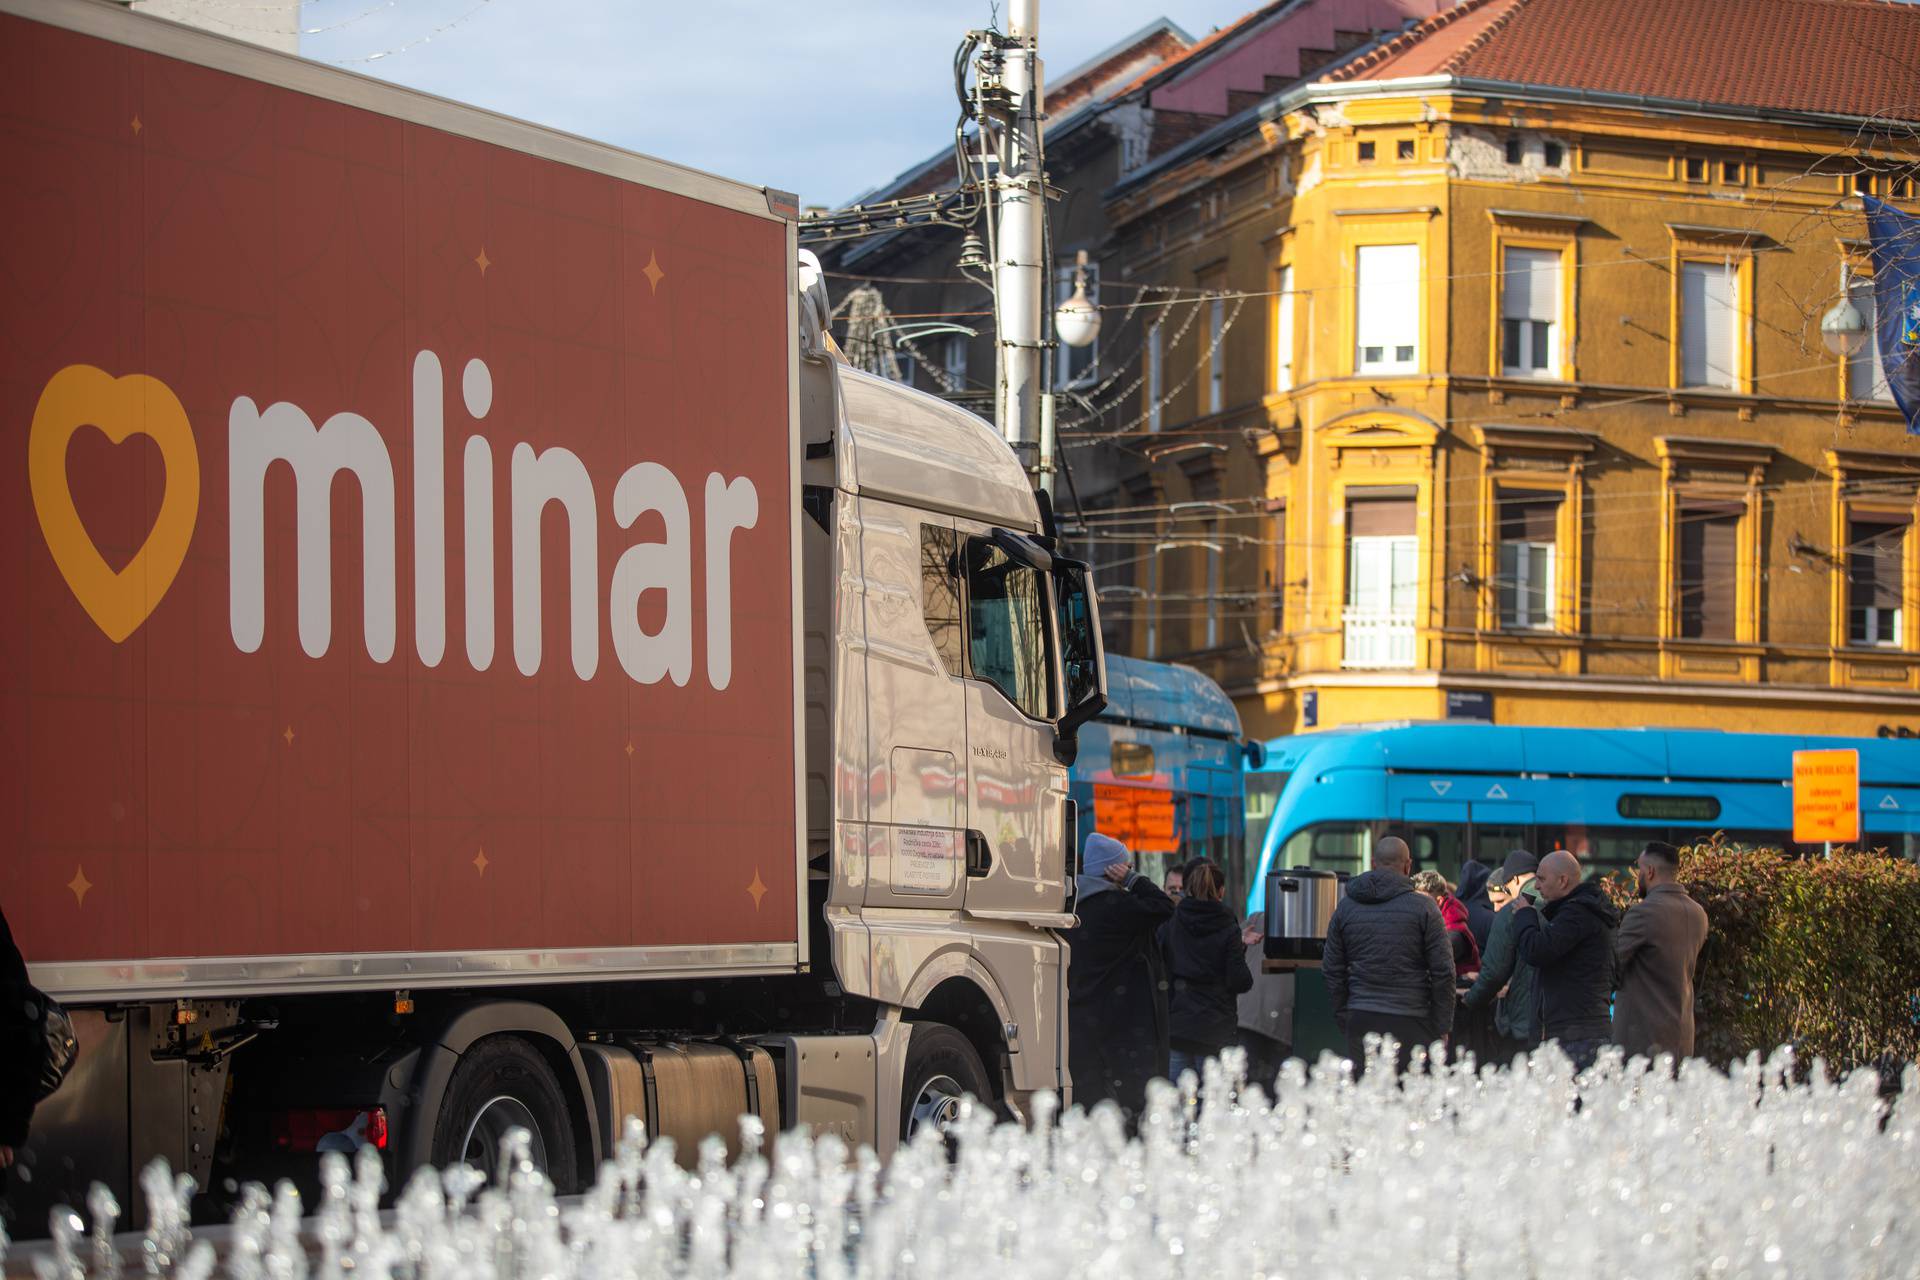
[797,260,1106,1119]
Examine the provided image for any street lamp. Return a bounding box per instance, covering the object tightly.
[1054,249,1100,349]
[1821,295,1869,357]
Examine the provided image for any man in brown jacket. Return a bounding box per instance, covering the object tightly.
[1613,841,1710,1060]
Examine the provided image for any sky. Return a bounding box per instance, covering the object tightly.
[300,0,1262,206]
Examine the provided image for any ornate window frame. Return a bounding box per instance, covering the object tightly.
[1487,210,1583,384]
[1655,435,1773,680]
[1824,448,1920,686]
[1665,223,1761,394]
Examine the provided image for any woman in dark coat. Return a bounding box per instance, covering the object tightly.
[1063,833,1174,1124]
[1159,860,1254,1084]
[1457,859,1496,954]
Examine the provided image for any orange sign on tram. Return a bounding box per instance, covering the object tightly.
[1792,749,1860,844]
[1092,783,1180,854]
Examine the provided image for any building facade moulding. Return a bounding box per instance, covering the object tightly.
[1486,208,1590,231]
[1471,422,1596,467]
[1655,434,1776,486]
[1320,408,1442,460]
[1663,222,1774,253]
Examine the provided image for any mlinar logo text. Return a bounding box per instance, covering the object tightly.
[28,353,759,690]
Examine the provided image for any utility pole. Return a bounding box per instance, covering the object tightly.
[994,0,1050,495]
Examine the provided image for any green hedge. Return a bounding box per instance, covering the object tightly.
[1602,843,1920,1073]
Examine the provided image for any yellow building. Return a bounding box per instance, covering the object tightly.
[1084,0,1920,742]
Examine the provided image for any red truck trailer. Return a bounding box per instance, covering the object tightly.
[1,0,1109,1235]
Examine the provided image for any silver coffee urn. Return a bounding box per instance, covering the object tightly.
[1263,866,1345,962]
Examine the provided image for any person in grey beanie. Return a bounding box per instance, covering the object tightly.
[1062,832,1175,1123]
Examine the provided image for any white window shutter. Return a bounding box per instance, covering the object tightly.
[1849,284,1891,401]
[1682,262,1736,388]
[1355,244,1419,370]
[1501,247,1558,321]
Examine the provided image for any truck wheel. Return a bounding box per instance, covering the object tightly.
[431,1036,579,1193]
[900,1024,991,1143]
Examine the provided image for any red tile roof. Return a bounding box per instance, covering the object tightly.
[1108,0,1298,101]
[1325,0,1920,122]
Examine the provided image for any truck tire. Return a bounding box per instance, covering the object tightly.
[899,1024,991,1143]
[430,1035,579,1193]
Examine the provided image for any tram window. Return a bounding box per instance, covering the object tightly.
[1538,825,1649,871]
[1276,822,1371,875]
[1472,824,1534,864]
[1243,772,1289,878]
[1110,740,1155,778]
[1387,824,1468,882]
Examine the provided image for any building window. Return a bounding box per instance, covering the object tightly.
[1358,140,1376,162]
[1675,504,1741,639]
[1267,502,1286,635]
[1500,247,1560,378]
[1145,321,1163,432]
[1354,243,1419,374]
[1206,294,1226,414]
[1722,160,1743,184]
[1543,141,1564,168]
[1496,492,1560,630]
[1273,264,1295,393]
[943,334,968,390]
[1848,515,1908,647]
[1205,519,1223,649]
[1397,139,1415,161]
[1053,259,1099,387]
[1684,156,1706,182]
[1680,261,1737,389]
[1144,532,1160,657]
[1505,135,1522,165]
[921,524,963,675]
[1344,488,1418,668]
[1847,280,1892,402]
[1094,502,1135,657]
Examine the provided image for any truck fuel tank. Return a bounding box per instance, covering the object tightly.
[577,1039,780,1167]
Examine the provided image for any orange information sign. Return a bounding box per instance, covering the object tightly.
[1792,749,1860,844]
[1092,783,1179,853]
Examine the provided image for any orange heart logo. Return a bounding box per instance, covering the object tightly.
[30,364,200,643]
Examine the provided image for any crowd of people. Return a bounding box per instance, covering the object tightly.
[1325,836,1713,1076]
[1062,830,1712,1120]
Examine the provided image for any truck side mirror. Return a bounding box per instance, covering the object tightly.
[1051,560,1106,762]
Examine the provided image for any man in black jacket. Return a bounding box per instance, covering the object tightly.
[1510,849,1619,1072]
[1063,833,1175,1123]
[1321,836,1455,1075]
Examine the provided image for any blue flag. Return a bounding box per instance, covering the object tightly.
[1863,195,1920,434]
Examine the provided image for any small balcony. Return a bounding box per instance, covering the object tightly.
[1342,608,1417,669]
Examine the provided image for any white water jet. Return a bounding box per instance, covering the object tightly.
[4,1043,1914,1279]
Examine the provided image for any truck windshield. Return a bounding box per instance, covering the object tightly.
[967,540,1050,720]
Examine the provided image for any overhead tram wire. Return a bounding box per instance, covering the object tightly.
[329,0,494,63]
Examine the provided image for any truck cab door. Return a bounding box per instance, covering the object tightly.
[953,522,1068,919]
[859,499,968,910]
